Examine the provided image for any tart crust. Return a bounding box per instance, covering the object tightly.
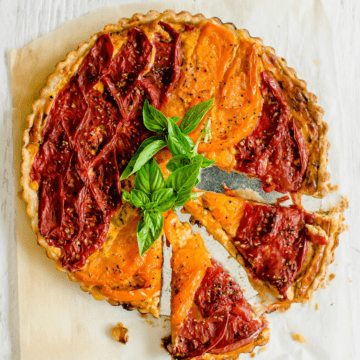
[21,10,331,316]
[183,191,347,312]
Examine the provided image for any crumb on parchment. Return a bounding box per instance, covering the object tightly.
[250,352,256,358]
[259,346,267,353]
[315,303,319,311]
[111,322,129,344]
[292,333,307,343]
[329,273,336,281]
[327,183,339,192]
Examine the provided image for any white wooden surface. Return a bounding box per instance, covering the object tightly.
[1,0,359,359]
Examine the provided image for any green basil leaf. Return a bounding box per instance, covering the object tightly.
[120,136,167,180]
[167,118,194,156]
[144,212,155,237]
[166,154,191,172]
[153,200,177,213]
[200,156,216,168]
[151,188,176,204]
[165,156,202,206]
[137,218,153,256]
[191,154,216,169]
[122,190,132,203]
[170,116,181,123]
[179,98,215,135]
[144,211,164,238]
[144,201,157,211]
[137,214,163,256]
[143,99,168,134]
[183,134,195,150]
[134,158,165,196]
[130,189,149,208]
[151,188,177,213]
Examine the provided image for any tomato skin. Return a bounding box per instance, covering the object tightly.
[235,71,309,194]
[172,259,266,359]
[233,202,315,297]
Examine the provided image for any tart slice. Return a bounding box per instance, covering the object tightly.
[163,212,269,359]
[184,188,346,311]
[69,202,162,317]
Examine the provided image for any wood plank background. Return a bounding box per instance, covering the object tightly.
[1,0,359,358]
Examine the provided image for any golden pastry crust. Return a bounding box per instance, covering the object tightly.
[183,191,347,312]
[168,329,270,360]
[21,9,330,320]
[196,328,270,360]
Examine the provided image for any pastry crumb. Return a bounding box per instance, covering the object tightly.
[292,333,307,343]
[111,322,129,344]
[348,277,352,283]
[327,183,339,192]
[250,352,256,358]
[259,346,267,353]
[315,303,319,311]
[329,273,336,281]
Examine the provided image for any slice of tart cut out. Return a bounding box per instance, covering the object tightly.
[163,212,269,359]
[183,188,346,312]
[69,203,162,317]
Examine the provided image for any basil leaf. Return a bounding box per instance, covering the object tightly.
[201,156,216,168]
[144,211,164,238]
[120,136,166,180]
[166,154,191,172]
[143,99,168,134]
[165,156,203,206]
[144,212,155,237]
[137,218,153,256]
[191,154,216,169]
[151,188,177,213]
[134,158,165,196]
[122,190,132,203]
[167,118,194,156]
[179,98,215,135]
[170,116,181,123]
[130,189,149,208]
[137,214,163,256]
[144,201,157,211]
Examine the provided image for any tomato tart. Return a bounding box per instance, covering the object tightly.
[20,8,345,357]
[184,188,346,311]
[163,212,269,359]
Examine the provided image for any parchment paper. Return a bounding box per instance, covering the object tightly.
[11,0,355,359]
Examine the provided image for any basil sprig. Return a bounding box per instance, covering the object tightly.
[121,98,215,255]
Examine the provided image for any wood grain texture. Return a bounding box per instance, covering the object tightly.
[0,0,359,359]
